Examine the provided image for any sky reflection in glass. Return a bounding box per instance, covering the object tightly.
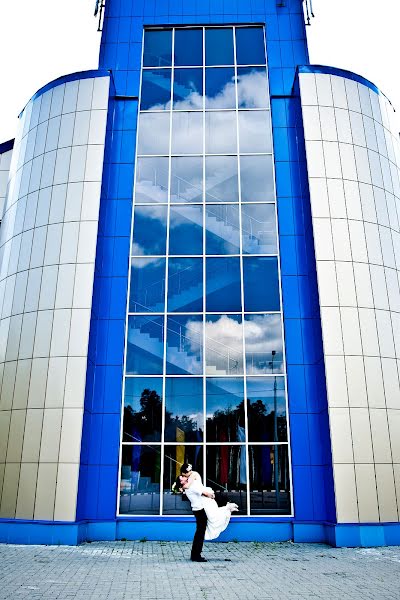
[240,155,274,202]
[206,257,241,312]
[126,315,165,375]
[168,257,203,312]
[205,111,237,154]
[206,204,240,255]
[205,156,238,202]
[174,28,203,66]
[169,205,203,255]
[166,315,203,375]
[143,29,172,67]
[205,314,243,376]
[243,257,280,312]
[137,112,170,155]
[129,257,166,313]
[237,67,269,109]
[173,68,203,109]
[205,28,234,66]
[235,27,265,66]
[141,69,172,110]
[205,68,236,109]
[170,157,203,203]
[244,314,284,375]
[241,204,277,254]
[132,205,167,256]
[171,113,203,154]
[135,157,169,203]
[238,111,272,153]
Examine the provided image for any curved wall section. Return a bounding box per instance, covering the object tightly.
[0,141,14,222]
[299,68,400,524]
[0,73,110,521]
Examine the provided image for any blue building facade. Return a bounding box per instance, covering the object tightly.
[1,0,400,547]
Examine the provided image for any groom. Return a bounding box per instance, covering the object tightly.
[180,463,214,563]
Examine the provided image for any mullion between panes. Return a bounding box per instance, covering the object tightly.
[233,25,251,517]
[159,27,175,516]
[201,26,207,485]
[117,25,148,518]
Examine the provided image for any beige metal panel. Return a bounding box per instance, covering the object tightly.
[387,410,400,462]
[81,182,101,221]
[355,464,379,522]
[64,357,87,408]
[340,307,362,355]
[0,410,11,462]
[327,179,347,218]
[329,407,354,463]
[77,78,94,112]
[336,262,357,307]
[315,261,338,307]
[34,463,57,520]
[333,464,359,522]
[382,359,400,409]
[50,309,71,357]
[73,264,95,309]
[58,408,83,463]
[53,463,79,521]
[21,408,44,462]
[320,307,344,354]
[45,357,67,408]
[345,356,368,408]
[39,408,62,462]
[6,409,26,462]
[0,462,20,518]
[13,359,31,409]
[27,357,49,408]
[55,264,76,309]
[350,408,374,463]
[64,182,83,222]
[92,77,110,110]
[375,464,398,521]
[68,309,90,356]
[15,462,39,519]
[0,360,17,410]
[324,356,348,408]
[33,310,53,358]
[370,409,393,463]
[364,356,386,408]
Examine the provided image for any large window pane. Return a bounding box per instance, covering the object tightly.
[235,27,265,66]
[168,257,203,312]
[123,377,163,442]
[205,156,238,203]
[173,68,203,109]
[206,445,247,514]
[205,111,237,154]
[237,67,269,109]
[132,205,167,256]
[205,314,243,375]
[205,28,234,66]
[141,69,172,111]
[174,28,203,66]
[205,68,236,109]
[206,377,245,442]
[206,257,241,312]
[244,314,284,375]
[120,445,161,514]
[170,157,203,203]
[165,377,204,442]
[135,157,169,203]
[241,204,277,254]
[143,29,172,67]
[238,111,272,154]
[137,112,170,155]
[163,444,203,515]
[249,445,291,514]
[126,315,164,374]
[240,155,274,202]
[243,257,280,312]
[206,204,240,255]
[129,257,166,312]
[169,205,203,255]
[247,377,287,442]
[166,315,203,375]
[171,113,203,154]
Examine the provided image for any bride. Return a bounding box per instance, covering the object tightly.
[179,471,238,540]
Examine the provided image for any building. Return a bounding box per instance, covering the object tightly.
[0,0,400,547]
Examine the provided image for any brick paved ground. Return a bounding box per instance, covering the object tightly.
[0,541,399,600]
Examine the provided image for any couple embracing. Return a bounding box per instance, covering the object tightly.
[174,463,238,562]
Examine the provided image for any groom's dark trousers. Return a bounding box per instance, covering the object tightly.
[191,508,207,559]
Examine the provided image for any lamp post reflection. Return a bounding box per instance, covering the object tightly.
[269,350,280,508]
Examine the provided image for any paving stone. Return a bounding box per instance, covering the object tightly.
[0,541,399,599]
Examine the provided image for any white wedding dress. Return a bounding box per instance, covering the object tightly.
[202,486,234,540]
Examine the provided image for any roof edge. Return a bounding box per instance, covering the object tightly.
[0,139,14,155]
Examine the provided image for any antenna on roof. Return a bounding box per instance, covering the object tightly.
[303,0,315,26]
[94,0,106,31]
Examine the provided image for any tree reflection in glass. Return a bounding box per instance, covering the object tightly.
[123,377,163,442]
[246,376,287,442]
[119,445,161,515]
[206,445,247,513]
[206,377,245,441]
[164,378,203,442]
[249,445,291,514]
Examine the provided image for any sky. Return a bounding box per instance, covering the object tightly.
[0,0,399,142]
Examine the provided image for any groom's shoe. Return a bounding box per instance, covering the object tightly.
[191,556,207,562]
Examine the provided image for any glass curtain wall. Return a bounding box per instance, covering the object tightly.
[119,26,292,516]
